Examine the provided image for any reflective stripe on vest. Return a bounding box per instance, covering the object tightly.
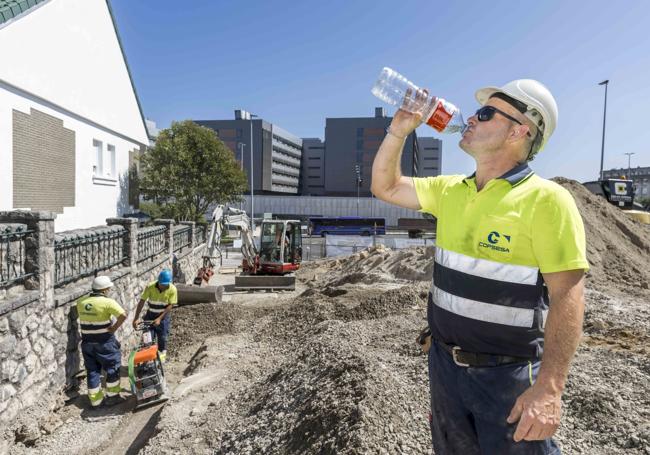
[429,246,548,358]
[147,300,168,314]
[435,247,539,286]
[80,320,112,335]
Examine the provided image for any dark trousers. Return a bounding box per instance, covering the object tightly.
[81,336,121,389]
[146,315,170,352]
[428,342,561,455]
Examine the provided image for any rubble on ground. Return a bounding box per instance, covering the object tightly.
[3,177,649,454]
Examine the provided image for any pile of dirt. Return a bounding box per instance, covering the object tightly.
[298,244,434,287]
[216,317,431,454]
[256,282,428,352]
[168,302,271,359]
[554,177,650,295]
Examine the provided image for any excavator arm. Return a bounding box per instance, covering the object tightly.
[193,205,260,284]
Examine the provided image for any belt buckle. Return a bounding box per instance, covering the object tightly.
[451,346,470,367]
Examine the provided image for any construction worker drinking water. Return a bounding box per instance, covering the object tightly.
[372,79,588,454]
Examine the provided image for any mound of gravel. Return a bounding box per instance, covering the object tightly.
[298,244,434,287]
[216,316,431,455]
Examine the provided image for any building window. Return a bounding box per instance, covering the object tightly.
[93,139,103,176]
[357,128,364,137]
[107,144,116,177]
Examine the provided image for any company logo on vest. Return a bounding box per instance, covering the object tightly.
[479,231,511,253]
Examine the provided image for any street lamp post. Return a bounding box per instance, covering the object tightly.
[355,164,362,216]
[624,152,635,179]
[598,80,609,180]
[249,113,258,233]
[237,142,245,211]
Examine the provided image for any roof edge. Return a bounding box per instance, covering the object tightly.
[104,0,148,143]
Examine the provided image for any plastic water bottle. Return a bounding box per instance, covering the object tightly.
[371,67,466,134]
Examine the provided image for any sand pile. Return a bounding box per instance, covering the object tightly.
[298,244,434,287]
[553,177,650,295]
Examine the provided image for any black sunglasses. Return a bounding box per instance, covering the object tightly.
[475,105,523,125]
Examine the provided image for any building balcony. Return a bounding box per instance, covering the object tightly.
[272,150,301,167]
[272,161,301,177]
[272,139,302,158]
[272,173,299,186]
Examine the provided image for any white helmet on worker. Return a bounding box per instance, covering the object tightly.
[92,275,114,291]
[475,79,558,160]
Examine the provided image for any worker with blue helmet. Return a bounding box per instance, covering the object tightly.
[132,269,177,362]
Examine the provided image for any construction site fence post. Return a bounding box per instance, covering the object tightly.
[106,217,138,266]
[0,210,56,296]
[154,219,175,259]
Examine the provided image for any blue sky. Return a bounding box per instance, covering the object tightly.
[110,0,649,181]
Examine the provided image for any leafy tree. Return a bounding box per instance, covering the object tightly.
[138,120,247,222]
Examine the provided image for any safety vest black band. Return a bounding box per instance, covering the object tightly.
[429,247,549,358]
[147,302,168,313]
[428,293,543,358]
[81,332,115,343]
[434,261,548,310]
[80,321,111,331]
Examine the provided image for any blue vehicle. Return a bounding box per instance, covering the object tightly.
[309,217,386,236]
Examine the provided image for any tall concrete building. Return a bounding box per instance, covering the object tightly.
[417,137,443,177]
[314,107,419,197]
[196,110,303,194]
[301,138,326,195]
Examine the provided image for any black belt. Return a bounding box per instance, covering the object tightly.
[434,339,533,368]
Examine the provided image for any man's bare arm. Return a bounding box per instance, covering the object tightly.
[371,109,423,210]
[537,270,585,392]
[108,312,128,333]
[132,298,146,328]
[507,269,585,441]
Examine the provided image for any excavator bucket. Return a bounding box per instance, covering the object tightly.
[234,274,296,291]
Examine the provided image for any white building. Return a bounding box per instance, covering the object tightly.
[0,0,149,231]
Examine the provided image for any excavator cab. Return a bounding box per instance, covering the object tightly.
[258,220,302,273]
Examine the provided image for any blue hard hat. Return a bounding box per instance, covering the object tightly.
[158,269,173,285]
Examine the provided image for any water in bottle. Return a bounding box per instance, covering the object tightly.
[371,67,466,134]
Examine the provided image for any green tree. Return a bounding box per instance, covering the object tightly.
[138,120,247,221]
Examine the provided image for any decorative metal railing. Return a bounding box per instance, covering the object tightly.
[0,224,34,288]
[172,226,191,253]
[54,226,126,287]
[195,224,208,245]
[137,225,167,263]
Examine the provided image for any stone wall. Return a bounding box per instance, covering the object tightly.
[0,211,206,428]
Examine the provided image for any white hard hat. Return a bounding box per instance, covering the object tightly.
[92,275,114,291]
[475,79,558,158]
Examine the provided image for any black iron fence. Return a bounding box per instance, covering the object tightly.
[54,226,127,287]
[195,224,207,245]
[172,226,192,253]
[137,225,167,263]
[0,225,34,288]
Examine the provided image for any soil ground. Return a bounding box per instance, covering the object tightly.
[3,178,650,454]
